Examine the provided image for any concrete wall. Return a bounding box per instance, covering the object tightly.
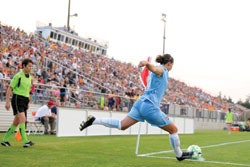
[0,102,42,132]
[0,102,225,134]
[57,108,194,137]
[194,118,225,130]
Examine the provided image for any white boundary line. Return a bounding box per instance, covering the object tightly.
[136,139,250,166]
[139,155,250,167]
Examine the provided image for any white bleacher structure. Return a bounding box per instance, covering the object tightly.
[0,102,44,135]
[36,23,108,56]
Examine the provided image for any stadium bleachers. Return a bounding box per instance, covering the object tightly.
[0,21,248,118]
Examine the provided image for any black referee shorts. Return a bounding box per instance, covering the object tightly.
[11,94,29,116]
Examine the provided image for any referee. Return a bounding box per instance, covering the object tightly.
[1,58,35,147]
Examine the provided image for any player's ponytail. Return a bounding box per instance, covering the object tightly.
[156,54,174,65]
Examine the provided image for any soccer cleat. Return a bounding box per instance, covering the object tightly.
[176,151,194,161]
[1,141,11,147]
[79,115,96,131]
[23,141,35,148]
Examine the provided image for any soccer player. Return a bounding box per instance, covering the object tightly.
[1,58,35,147]
[79,54,193,161]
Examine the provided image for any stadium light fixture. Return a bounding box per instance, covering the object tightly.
[67,0,78,32]
[161,13,166,55]
[70,13,78,17]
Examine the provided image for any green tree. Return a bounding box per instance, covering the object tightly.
[237,98,250,109]
[227,96,233,103]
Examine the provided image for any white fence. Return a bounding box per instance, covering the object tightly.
[56,108,194,137]
[0,102,227,135]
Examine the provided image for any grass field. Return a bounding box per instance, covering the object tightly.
[0,130,249,167]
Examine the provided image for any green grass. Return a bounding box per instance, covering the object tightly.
[0,130,249,167]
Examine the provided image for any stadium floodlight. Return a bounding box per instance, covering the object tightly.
[161,13,166,55]
[67,0,78,32]
[70,13,78,17]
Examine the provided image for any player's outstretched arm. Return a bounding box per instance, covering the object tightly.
[138,60,163,77]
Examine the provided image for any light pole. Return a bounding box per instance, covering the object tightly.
[161,13,166,55]
[67,0,78,32]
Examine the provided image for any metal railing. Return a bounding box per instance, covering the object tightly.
[0,78,248,123]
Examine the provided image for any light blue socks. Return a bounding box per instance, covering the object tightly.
[93,118,121,129]
[169,133,182,157]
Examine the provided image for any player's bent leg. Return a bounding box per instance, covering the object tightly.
[161,123,193,161]
[80,116,122,130]
[120,116,138,130]
[79,116,138,131]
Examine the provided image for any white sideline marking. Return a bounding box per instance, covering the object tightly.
[137,150,174,157]
[200,139,250,149]
[137,139,250,166]
[139,155,250,167]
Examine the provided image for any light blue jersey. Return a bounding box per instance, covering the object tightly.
[141,65,168,107]
[128,66,172,127]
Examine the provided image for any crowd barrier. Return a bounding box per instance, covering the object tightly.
[57,108,194,137]
[0,78,248,133]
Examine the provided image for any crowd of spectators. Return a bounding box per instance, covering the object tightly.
[0,21,238,113]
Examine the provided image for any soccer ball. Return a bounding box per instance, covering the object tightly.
[187,145,202,160]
